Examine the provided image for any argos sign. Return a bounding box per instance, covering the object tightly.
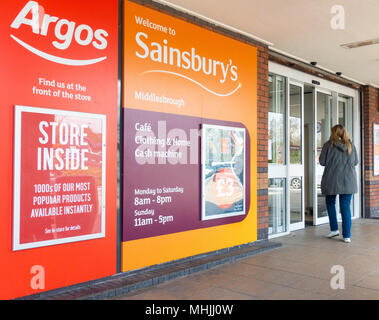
[10,1,109,65]
[0,0,118,299]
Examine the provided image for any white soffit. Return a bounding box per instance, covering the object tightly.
[157,0,379,87]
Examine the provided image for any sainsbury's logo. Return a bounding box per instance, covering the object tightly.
[134,28,242,97]
[10,1,109,66]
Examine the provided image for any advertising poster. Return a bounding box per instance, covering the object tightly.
[123,0,257,272]
[202,125,246,220]
[374,123,379,176]
[13,106,106,250]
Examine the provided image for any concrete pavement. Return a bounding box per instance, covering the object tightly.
[115,219,379,300]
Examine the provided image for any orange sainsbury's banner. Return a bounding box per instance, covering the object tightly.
[123,1,257,271]
[0,0,118,299]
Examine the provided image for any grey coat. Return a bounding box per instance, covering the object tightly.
[319,140,359,195]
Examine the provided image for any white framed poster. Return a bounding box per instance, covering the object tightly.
[201,124,246,220]
[13,106,107,250]
[374,123,379,176]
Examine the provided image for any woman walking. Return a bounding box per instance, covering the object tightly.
[319,124,359,243]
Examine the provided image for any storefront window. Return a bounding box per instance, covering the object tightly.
[316,92,332,161]
[289,84,302,164]
[268,66,359,231]
[339,95,353,138]
[269,178,286,235]
[316,92,332,219]
[269,74,286,165]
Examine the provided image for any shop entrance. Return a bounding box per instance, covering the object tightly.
[303,86,356,226]
[268,62,361,238]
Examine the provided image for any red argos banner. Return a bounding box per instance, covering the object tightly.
[0,0,118,299]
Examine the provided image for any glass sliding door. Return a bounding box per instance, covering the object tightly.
[269,61,361,234]
[268,73,288,236]
[313,92,357,226]
[337,95,356,220]
[314,90,333,225]
[289,83,304,231]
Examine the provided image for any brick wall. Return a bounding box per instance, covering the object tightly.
[128,0,270,240]
[363,86,379,218]
[256,47,269,240]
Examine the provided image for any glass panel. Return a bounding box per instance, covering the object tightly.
[338,96,353,140]
[338,101,346,127]
[290,176,302,224]
[316,92,332,219]
[268,74,286,165]
[289,85,302,164]
[268,178,286,235]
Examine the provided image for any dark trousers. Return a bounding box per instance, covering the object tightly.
[325,194,352,238]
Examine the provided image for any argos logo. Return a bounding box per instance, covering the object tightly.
[10,1,109,66]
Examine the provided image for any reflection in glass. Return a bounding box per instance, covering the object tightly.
[289,85,302,164]
[339,101,347,128]
[316,92,332,219]
[268,178,286,235]
[290,177,302,224]
[268,74,286,165]
[338,96,353,139]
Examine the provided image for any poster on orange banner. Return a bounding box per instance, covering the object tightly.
[201,124,246,220]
